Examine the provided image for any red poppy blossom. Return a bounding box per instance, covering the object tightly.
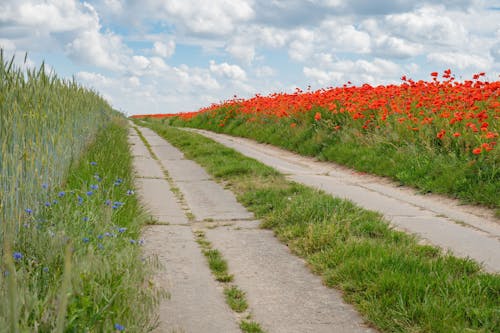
[472,147,482,155]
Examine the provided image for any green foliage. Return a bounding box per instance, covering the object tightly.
[240,320,266,333]
[224,286,248,313]
[0,53,159,331]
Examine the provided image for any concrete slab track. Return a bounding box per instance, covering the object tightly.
[131,125,375,333]
[186,128,500,273]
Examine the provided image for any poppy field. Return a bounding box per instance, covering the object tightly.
[136,71,499,213]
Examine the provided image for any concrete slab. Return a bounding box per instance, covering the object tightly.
[205,226,375,333]
[290,174,432,218]
[143,225,240,333]
[135,178,188,225]
[390,216,500,272]
[151,144,185,161]
[128,135,150,157]
[176,180,254,221]
[144,135,173,147]
[189,129,500,273]
[159,159,212,181]
[133,156,165,179]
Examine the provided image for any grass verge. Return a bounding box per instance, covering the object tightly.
[0,117,161,331]
[163,110,500,216]
[142,122,500,333]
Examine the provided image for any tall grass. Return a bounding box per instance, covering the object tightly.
[0,51,159,330]
[0,50,112,241]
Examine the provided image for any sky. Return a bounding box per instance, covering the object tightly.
[1,1,499,116]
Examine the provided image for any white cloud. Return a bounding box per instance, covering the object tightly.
[372,35,423,58]
[175,64,221,90]
[427,52,493,70]
[226,38,256,64]
[256,26,289,48]
[76,71,112,85]
[385,5,469,47]
[152,40,175,58]
[303,67,343,85]
[304,58,401,86]
[288,28,316,61]
[66,30,129,71]
[209,60,247,80]
[161,0,254,35]
[319,20,371,53]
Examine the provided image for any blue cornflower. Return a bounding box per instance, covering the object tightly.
[97,234,104,240]
[112,201,124,210]
[43,267,49,273]
[86,191,93,196]
[114,178,123,186]
[42,183,48,189]
[83,217,89,222]
[25,208,32,214]
[114,323,125,331]
[118,227,127,233]
[58,191,65,197]
[90,161,97,166]
[53,200,58,205]
[82,237,90,243]
[13,252,23,261]
[138,240,145,246]
[94,174,102,182]
[105,199,111,206]
[126,189,134,195]
[90,184,98,190]
[78,196,84,205]
[129,239,136,244]
[44,201,51,207]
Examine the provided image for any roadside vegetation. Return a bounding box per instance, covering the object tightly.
[140,72,499,215]
[139,121,500,333]
[0,52,159,331]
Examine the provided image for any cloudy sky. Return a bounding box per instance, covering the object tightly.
[1,0,499,115]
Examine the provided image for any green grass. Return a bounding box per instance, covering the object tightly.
[240,320,265,333]
[0,51,116,242]
[163,108,500,215]
[140,121,500,333]
[224,286,248,313]
[203,248,234,282]
[1,118,161,331]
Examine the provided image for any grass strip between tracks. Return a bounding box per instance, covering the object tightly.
[139,121,500,333]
